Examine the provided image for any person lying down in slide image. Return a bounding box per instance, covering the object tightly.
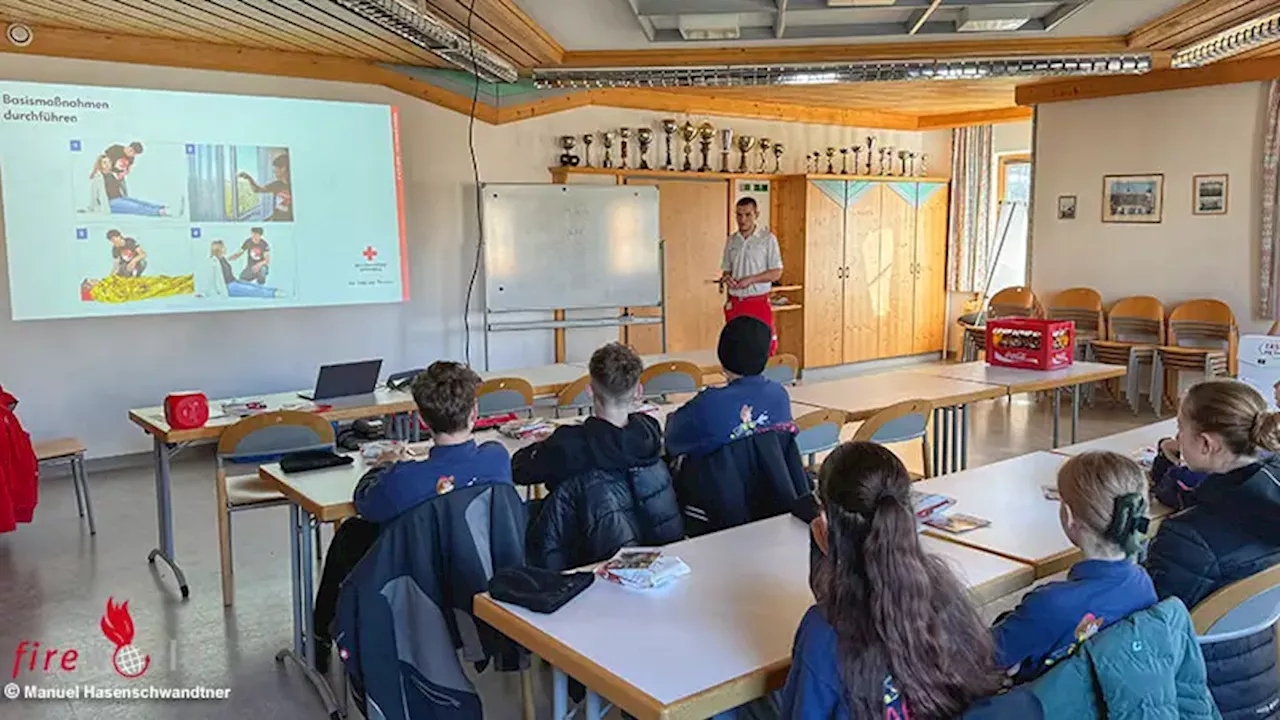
[198,240,280,299]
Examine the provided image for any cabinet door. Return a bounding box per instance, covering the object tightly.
[844,181,881,363]
[913,182,949,354]
[877,182,918,359]
[803,180,847,368]
[626,178,729,353]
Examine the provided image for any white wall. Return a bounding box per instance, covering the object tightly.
[0,54,950,457]
[1031,82,1269,333]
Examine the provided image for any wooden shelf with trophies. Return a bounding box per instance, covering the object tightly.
[549,122,949,369]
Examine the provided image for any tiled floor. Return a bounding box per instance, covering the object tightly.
[0,388,1154,719]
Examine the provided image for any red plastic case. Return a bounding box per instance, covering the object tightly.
[986,318,1075,371]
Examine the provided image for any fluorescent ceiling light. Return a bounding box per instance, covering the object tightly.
[826,0,899,6]
[678,14,742,41]
[957,9,1030,33]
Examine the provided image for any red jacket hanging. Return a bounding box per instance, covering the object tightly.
[0,386,38,533]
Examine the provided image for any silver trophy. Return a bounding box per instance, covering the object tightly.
[757,138,772,173]
[919,154,929,177]
[637,128,654,170]
[773,144,785,173]
[839,147,850,175]
[825,147,836,174]
[681,121,696,171]
[619,128,632,170]
[602,131,616,169]
[879,147,891,176]
[899,150,909,176]
[720,128,734,173]
[852,146,862,176]
[581,133,594,168]
[558,136,579,167]
[661,119,677,171]
[737,136,755,173]
[865,137,875,175]
[808,152,819,173]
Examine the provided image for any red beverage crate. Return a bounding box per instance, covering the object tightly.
[986,318,1075,371]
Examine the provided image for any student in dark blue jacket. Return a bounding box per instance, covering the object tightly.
[313,361,512,671]
[782,442,1002,719]
[992,451,1157,683]
[1150,437,1209,511]
[665,316,795,460]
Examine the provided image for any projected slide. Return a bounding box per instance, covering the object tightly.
[0,81,407,320]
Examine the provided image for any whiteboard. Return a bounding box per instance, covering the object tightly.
[482,184,662,312]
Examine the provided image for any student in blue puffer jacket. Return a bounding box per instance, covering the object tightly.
[1146,380,1280,720]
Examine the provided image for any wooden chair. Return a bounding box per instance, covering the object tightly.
[1190,563,1280,679]
[640,361,703,401]
[1046,288,1105,349]
[961,286,1043,361]
[553,374,592,418]
[476,377,535,418]
[1152,299,1238,417]
[794,409,848,470]
[851,399,933,479]
[763,354,800,385]
[1088,296,1165,415]
[216,411,335,606]
[34,437,95,535]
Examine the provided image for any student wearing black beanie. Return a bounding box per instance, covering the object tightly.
[666,317,795,460]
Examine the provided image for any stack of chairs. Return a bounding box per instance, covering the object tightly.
[1088,296,1165,415]
[960,286,1042,362]
[1152,299,1237,417]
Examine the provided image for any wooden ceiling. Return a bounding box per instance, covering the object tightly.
[0,0,1277,128]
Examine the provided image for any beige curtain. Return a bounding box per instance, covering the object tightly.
[1260,80,1280,319]
[947,125,994,293]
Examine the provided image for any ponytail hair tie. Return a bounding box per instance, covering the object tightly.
[1105,493,1150,555]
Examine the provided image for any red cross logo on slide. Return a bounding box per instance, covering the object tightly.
[362,246,378,262]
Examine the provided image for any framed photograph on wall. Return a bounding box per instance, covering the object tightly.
[1102,174,1163,223]
[1057,195,1077,220]
[1193,174,1229,215]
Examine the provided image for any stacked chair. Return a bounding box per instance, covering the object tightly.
[1088,296,1165,415]
[1152,299,1237,417]
[960,286,1043,362]
[1046,288,1105,355]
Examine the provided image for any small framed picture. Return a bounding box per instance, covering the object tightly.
[1057,195,1077,220]
[1193,174,1229,215]
[1102,174,1163,223]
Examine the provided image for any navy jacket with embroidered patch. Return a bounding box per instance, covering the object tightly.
[353,439,512,524]
[664,375,794,459]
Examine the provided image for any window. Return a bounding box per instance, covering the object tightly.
[989,153,1031,293]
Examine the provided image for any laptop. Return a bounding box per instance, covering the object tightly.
[299,359,383,402]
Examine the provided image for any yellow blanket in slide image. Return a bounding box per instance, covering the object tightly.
[84,275,195,303]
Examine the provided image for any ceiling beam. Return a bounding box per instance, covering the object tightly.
[1043,2,1093,32]
[910,0,945,35]
[634,0,775,15]
[1127,0,1280,50]
[1015,52,1280,105]
[775,0,788,39]
[916,106,1034,130]
[557,35,1131,67]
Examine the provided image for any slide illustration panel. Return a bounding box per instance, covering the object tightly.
[0,80,406,321]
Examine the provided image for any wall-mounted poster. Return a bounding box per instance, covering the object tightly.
[1193,174,1229,215]
[1102,174,1163,224]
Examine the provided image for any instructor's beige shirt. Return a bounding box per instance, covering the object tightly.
[721,227,782,299]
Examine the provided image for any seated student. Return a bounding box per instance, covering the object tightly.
[313,361,511,671]
[992,451,1156,683]
[1150,437,1209,511]
[665,317,807,532]
[665,316,794,460]
[782,442,1002,719]
[513,342,683,571]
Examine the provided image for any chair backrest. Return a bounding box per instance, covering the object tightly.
[217,410,335,464]
[794,408,847,466]
[764,354,800,385]
[1192,563,1280,640]
[988,286,1041,320]
[852,399,933,477]
[640,361,703,399]
[1108,295,1166,345]
[476,377,535,417]
[1047,288,1104,338]
[554,374,592,416]
[1169,299,1237,349]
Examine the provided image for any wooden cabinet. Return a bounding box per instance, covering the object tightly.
[776,176,949,369]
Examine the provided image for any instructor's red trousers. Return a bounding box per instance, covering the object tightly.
[724,293,777,356]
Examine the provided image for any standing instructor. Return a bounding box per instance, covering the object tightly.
[720,197,782,354]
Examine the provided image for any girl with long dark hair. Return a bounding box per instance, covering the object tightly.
[781,442,1003,719]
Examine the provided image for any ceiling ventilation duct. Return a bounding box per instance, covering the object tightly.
[330,0,519,83]
[532,54,1152,89]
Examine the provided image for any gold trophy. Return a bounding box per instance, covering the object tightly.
[736,136,756,173]
[757,138,771,173]
[680,121,697,171]
[602,131,617,169]
[825,147,836,174]
[720,128,734,173]
[772,144,785,173]
[865,137,875,174]
[581,133,594,168]
[619,127,632,170]
[637,128,654,170]
[661,119,677,171]
[697,122,715,172]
